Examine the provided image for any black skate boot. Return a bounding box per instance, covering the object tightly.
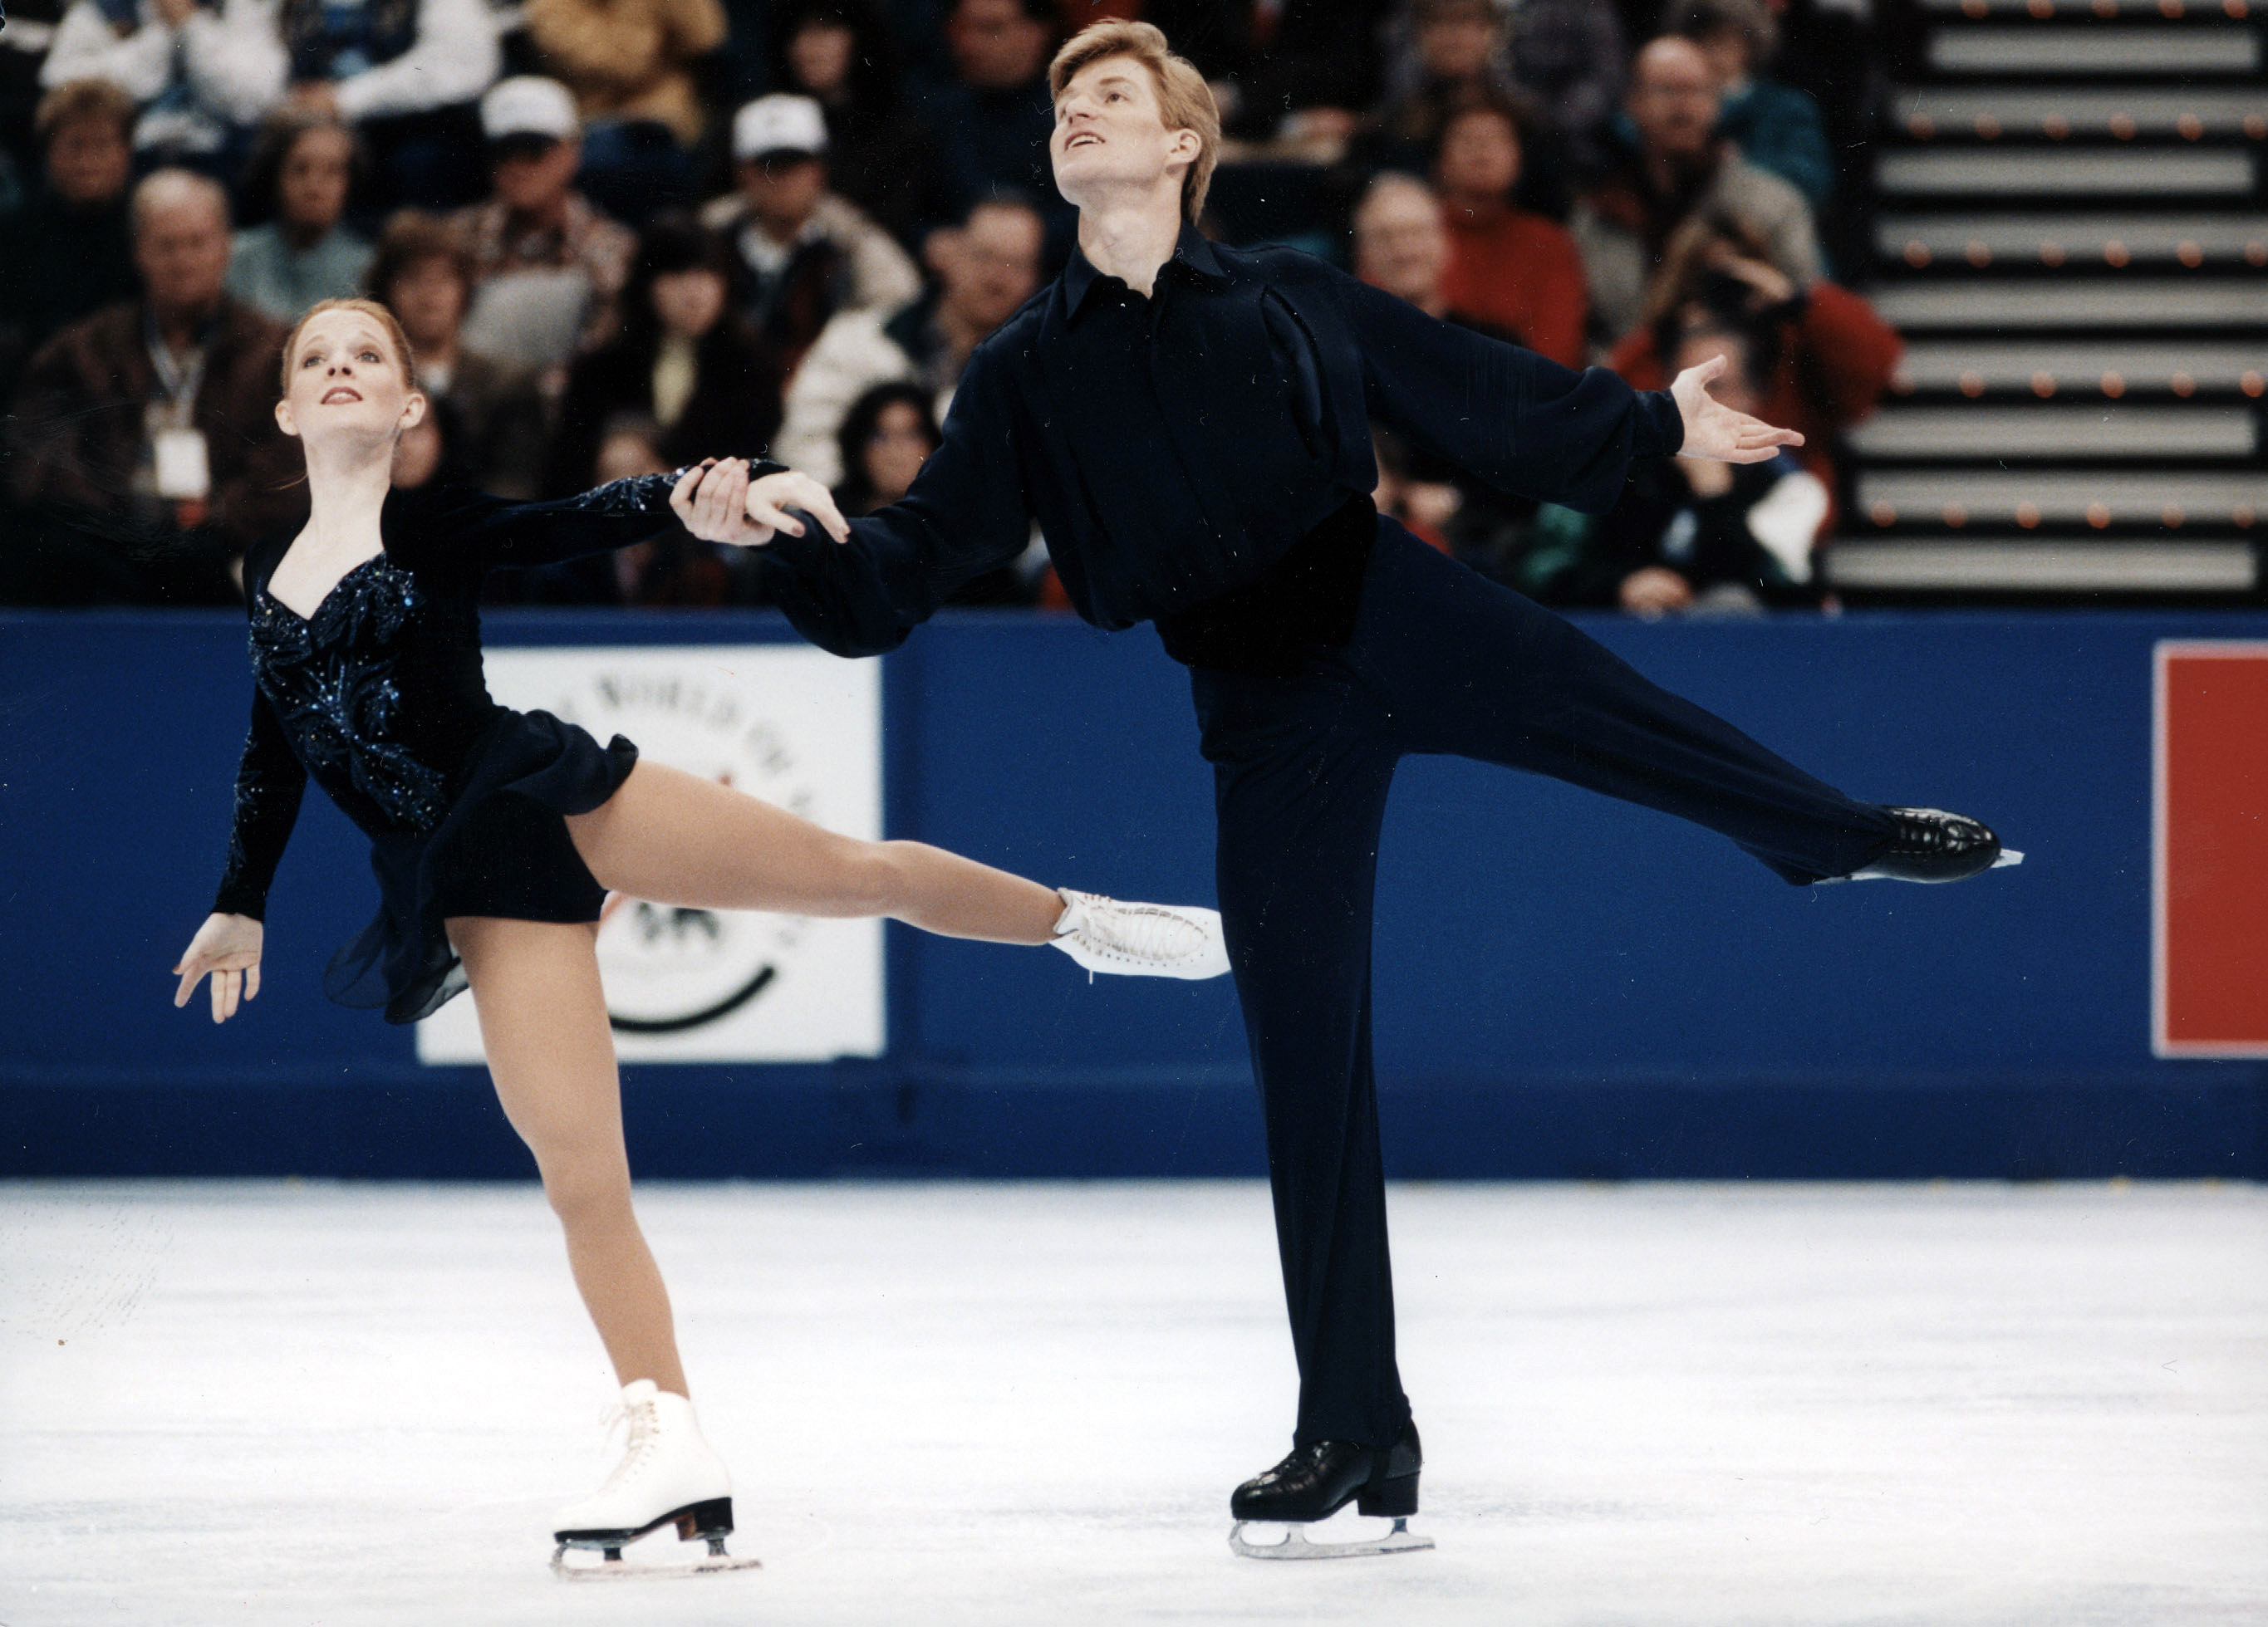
[1835,806,2020,885]
[1228,1419,1432,1559]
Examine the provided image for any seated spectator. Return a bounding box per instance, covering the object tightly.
[510,410,741,603]
[225,109,372,321]
[1667,0,1834,216]
[1609,211,1899,522]
[5,169,305,604]
[1501,0,1624,175]
[523,0,725,227]
[277,0,498,210]
[832,379,937,516]
[542,213,783,500]
[1146,0,1390,149]
[771,0,962,253]
[1351,171,1452,319]
[0,79,141,405]
[699,93,921,370]
[39,0,282,173]
[1571,35,1817,347]
[928,0,1063,225]
[449,76,636,368]
[1361,0,1568,217]
[1369,423,1461,554]
[1429,97,1586,367]
[1588,323,1828,615]
[773,194,1042,484]
[366,208,547,496]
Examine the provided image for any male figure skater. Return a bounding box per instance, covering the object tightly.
[679,19,2013,1555]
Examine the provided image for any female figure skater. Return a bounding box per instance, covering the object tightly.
[169,297,1226,1575]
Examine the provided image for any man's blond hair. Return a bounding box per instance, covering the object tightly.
[1048,22,1221,225]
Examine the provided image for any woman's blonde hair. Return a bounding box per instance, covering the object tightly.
[278,297,420,399]
[1048,21,1221,225]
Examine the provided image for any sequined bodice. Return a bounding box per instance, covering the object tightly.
[250,554,454,837]
[212,473,695,922]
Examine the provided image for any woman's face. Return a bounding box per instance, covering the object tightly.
[278,307,424,451]
[862,399,935,504]
[788,22,855,99]
[281,125,353,234]
[650,267,727,340]
[1436,109,1520,201]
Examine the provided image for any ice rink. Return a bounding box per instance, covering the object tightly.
[2,1179,2263,1626]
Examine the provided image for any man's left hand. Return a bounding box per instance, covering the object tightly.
[1670,355,1804,464]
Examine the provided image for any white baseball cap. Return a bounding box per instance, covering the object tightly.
[481,76,579,143]
[733,95,828,160]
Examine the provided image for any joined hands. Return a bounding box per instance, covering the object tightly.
[669,458,852,549]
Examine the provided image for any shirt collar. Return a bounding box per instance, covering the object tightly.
[1063,223,1228,321]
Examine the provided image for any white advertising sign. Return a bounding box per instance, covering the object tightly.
[416,644,885,1065]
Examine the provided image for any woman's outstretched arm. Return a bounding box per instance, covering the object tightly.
[179,689,304,1022]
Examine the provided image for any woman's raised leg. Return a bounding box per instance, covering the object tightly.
[448,914,687,1396]
[566,759,1065,943]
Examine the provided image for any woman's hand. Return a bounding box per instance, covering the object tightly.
[174,913,263,1024]
[669,458,850,549]
[1669,355,1805,464]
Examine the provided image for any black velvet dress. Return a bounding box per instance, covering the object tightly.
[211,474,693,1025]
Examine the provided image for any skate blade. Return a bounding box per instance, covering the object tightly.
[1993,849,2023,868]
[1229,1517,1435,1561]
[551,1541,762,1582]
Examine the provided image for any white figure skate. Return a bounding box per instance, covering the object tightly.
[1051,889,1231,981]
[550,1380,759,1580]
[1230,1517,1436,1560]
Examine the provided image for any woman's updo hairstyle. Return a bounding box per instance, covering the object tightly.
[279,297,421,399]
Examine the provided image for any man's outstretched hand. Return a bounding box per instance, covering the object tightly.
[670,458,852,548]
[1669,355,1805,464]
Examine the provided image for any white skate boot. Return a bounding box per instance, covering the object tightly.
[550,1379,758,1580]
[1051,889,1231,981]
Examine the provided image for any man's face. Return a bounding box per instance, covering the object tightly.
[1051,55,1190,209]
[1352,184,1447,307]
[386,253,467,350]
[951,0,1050,91]
[788,21,856,98]
[1628,39,1720,160]
[280,125,354,233]
[737,154,827,228]
[1435,109,1520,200]
[47,115,133,207]
[944,204,1043,333]
[1416,10,1498,81]
[135,192,232,318]
[491,135,581,216]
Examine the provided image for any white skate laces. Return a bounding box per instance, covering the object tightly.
[552,1378,746,1579]
[1050,888,1231,981]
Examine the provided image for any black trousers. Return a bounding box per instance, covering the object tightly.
[1189,521,1896,1448]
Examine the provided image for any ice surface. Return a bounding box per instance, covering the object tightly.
[2,1179,2264,1625]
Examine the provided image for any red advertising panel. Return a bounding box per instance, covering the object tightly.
[2155,642,2268,1056]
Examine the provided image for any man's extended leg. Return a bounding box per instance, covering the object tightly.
[1356,524,1899,880]
[1195,664,1410,1453]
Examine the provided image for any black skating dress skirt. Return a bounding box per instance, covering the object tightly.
[213,477,697,1025]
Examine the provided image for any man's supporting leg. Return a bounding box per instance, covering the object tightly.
[1360,527,1896,881]
[1199,668,1411,1449]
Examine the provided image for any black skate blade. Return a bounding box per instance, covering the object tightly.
[1229,1516,1435,1561]
[552,1498,753,1580]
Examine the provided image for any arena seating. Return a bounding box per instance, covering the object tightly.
[1829,0,2268,599]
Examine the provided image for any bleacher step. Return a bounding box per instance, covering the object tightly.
[1889,86,2268,139]
[1927,26,2261,74]
[1875,149,2255,195]
[1850,405,2259,458]
[1824,538,2257,594]
[1856,468,2268,526]
[1872,280,2268,328]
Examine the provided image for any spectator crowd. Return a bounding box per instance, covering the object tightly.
[1,0,1896,615]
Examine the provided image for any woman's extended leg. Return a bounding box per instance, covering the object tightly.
[449,914,686,1396]
[566,759,1064,943]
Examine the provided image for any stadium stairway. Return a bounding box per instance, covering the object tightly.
[1825,0,2268,600]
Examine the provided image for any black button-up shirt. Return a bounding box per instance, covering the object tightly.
[760,225,1682,659]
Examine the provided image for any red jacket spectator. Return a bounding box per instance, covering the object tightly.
[1611,278,1900,532]
[1440,208,1586,370]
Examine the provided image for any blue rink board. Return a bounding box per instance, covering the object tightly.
[2,608,2262,1179]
